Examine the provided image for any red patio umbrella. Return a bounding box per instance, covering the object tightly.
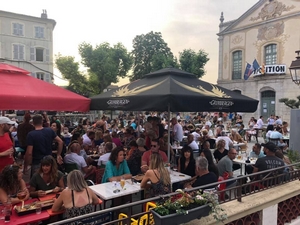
[0,63,90,112]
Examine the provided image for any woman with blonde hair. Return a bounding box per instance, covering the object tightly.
[94,129,104,146]
[52,170,99,219]
[140,153,171,196]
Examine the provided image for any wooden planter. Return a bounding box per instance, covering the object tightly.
[150,204,211,225]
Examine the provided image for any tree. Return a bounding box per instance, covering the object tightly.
[55,42,132,96]
[55,54,91,96]
[279,96,300,109]
[79,42,132,94]
[130,31,177,81]
[179,49,209,78]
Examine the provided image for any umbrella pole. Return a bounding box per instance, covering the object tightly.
[167,104,171,162]
[137,111,140,137]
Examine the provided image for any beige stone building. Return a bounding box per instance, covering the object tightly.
[217,0,300,124]
[0,10,56,83]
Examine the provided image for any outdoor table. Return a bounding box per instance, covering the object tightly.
[90,171,191,208]
[169,171,191,183]
[233,158,257,175]
[233,142,246,151]
[171,145,183,155]
[282,135,290,146]
[90,180,141,201]
[0,199,50,225]
[90,179,141,208]
[282,136,290,140]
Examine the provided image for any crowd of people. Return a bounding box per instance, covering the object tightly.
[0,111,292,223]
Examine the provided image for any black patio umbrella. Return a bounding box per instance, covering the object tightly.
[90,67,259,112]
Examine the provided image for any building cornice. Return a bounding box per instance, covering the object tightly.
[0,10,56,29]
[218,11,300,36]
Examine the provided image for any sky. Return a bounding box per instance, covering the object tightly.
[2,0,258,86]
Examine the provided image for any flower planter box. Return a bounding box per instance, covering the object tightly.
[151,204,211,225]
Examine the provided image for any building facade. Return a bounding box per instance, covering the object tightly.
[0,10,56,83]
[217,0,300,123]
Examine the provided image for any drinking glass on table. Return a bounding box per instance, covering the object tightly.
[17,189,27,209]
[4,203,11,223]
[35,203,42,214]
[111,178,120,193]
[120,176,126,190]
[172,164,178,173]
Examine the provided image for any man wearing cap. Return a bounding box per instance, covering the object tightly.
[252,142,284,176]
[0,117,15,171]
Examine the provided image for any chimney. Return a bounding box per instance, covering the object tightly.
[41,9,48,19]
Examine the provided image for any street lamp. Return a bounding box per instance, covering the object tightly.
[289,50,300,85]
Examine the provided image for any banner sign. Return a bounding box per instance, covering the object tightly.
[254,64,286,76]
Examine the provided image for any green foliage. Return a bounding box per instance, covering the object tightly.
[130,31,178,81]
[153,189,227,222]
[55,42,132,96]
[179,49,209,78]
[287,150,300,169]
[79,42,132,94]
[55,54,91,96]
[279,96,300,109]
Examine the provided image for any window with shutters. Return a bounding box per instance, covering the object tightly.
[33,72,51,82]
[264,44,277,65]
[12,44,25,60]
[232,50,242,80]
[30,47,49,62]
[35,26,44,38]
[12,23,24,36]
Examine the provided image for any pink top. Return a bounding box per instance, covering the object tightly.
[112,137,122,147]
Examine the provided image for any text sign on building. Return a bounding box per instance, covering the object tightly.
[254,64,286,76]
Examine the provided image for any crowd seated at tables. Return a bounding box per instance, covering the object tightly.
[0,111,293,224]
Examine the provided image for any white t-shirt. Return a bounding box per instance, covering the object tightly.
[98,153,111,166]
[205,121,212,128]
[173,123,183,142]
[188,141,199,150]
[64,152,87,175]
[192,131,200,141]
[207,129,214,137]
[216,136,233,150]
[257,119,264,129]
[82,133,92,146]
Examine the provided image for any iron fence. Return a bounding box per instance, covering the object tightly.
[49,162,300,225]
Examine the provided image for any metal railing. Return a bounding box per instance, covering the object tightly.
[49,162,300,225]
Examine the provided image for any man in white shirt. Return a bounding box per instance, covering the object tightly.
[171,118,183,142]
[64,142,96,177]
[98,142,113,166]
[257,116,264,129]
[205,120,212,128]
[187,134,199,150]
[82,131,95,147]
[192,128,201,141]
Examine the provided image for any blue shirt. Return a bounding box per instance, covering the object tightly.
[249,150,265,158]
[130,122,137,130]
[102,160,131,183]
[270,131,283,139]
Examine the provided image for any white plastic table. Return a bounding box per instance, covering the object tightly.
[90,180,140,201]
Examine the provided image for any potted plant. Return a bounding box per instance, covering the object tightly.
[151,189,227,225]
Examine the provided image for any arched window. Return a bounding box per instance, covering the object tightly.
[265,44,277,65]
[232,51,242,80]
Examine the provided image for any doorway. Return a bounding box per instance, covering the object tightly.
[261,90,275,118]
